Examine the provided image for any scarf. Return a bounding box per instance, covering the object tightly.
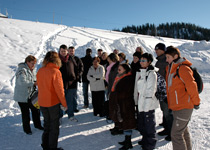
[111,71,131,92]
[59,53,69,63]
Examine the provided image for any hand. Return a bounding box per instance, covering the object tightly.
[61,105,68,111]
[194,105,200,110]
[69,81,73,85]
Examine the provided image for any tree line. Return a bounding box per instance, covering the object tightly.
[114,22,210,41]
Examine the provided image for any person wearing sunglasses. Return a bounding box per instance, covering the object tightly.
[134,53,159,150]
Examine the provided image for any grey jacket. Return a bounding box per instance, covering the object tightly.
[14,63,36,102]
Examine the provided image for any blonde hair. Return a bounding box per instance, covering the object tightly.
[42,51,61,67]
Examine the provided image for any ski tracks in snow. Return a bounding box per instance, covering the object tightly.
[9,26,68,96]
[34,26,68,69]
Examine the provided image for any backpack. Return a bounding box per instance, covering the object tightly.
[146,71,167,101]
[175,64,203,94]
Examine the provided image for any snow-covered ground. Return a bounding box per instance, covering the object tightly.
[0,18,210,150]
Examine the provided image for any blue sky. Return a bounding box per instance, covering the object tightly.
[1,0,210,30]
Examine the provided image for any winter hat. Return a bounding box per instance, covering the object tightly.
[133,52,142,59]
[155,43,166,51]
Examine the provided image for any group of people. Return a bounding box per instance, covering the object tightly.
[13,42,200,150]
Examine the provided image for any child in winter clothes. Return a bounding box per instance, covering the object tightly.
[134,53,159,150]
[165,46,200,150]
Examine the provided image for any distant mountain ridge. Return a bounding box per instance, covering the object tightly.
[118,22,210,41]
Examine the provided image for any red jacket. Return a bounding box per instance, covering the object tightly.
[37,63,67,108]
[166,58,200,110]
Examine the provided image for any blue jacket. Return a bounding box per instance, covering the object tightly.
[14,63,36,102]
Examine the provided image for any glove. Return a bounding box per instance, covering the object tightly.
[194,105,200,110]
[96,78,100,80]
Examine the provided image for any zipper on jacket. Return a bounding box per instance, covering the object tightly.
[188,96,190,103]
[175,90,178,104]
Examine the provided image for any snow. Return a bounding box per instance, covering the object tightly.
[0,18,210,150]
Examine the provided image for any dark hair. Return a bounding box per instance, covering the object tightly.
[133,52,142,59]
[165,46,181,57]
[97,49,103,52]
[59,44,67,50]
[108,53,119,62]
[92,57,100,63]
[42,51,61,67]
[86,48,92,53]
[25,55,37,63]
[68,46,75,50]
[119,63,131,73]
[141,53,153,63]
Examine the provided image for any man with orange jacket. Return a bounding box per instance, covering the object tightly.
[165,46,200,150]
[37,51,67,150]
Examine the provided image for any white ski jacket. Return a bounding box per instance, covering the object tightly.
[87,64,106,91]
[134,66,159,112]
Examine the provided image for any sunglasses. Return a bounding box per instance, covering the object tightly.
[140,60,148,62]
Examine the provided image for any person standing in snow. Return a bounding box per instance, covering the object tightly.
[37,51,67,150]
[81,48,93,108]
[87,57,105,116]
[100,52,109,69]
[106,53,123,135]
[14,55,43,135]
[109,63,136,150]
[68,46,84,113]
[154,43,173,141]
[97,49,103,62]
[130,51,142,79]
[134,53,159,150]
[59,44,77,122]
[165,46,200,150]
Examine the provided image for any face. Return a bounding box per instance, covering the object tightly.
[119,56,124,63]
[102,53,107,60]
[107,57,112,64]
[98,50,102,57]
[133,56,140,63]
[140,58,150,69]
[68,48,75,56]
[136,47,141,53]
[113,49,118,54]
[118,66,125,74]
[166,54,177,64]
[59,48,68,57]
[155,49,164,57]
[27,60,36,70]
[93,59,99,68]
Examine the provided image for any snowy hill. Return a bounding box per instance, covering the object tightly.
[0,18,210,150]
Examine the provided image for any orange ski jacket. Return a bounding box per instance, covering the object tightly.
[37,63,67,108]
[166,58,200,110]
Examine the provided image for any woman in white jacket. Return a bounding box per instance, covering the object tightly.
[87,57,106,117]
[134,53,159,150]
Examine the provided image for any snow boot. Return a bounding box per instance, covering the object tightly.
[119,135,133,150]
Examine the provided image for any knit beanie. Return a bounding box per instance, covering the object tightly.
[155,43,166,51]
